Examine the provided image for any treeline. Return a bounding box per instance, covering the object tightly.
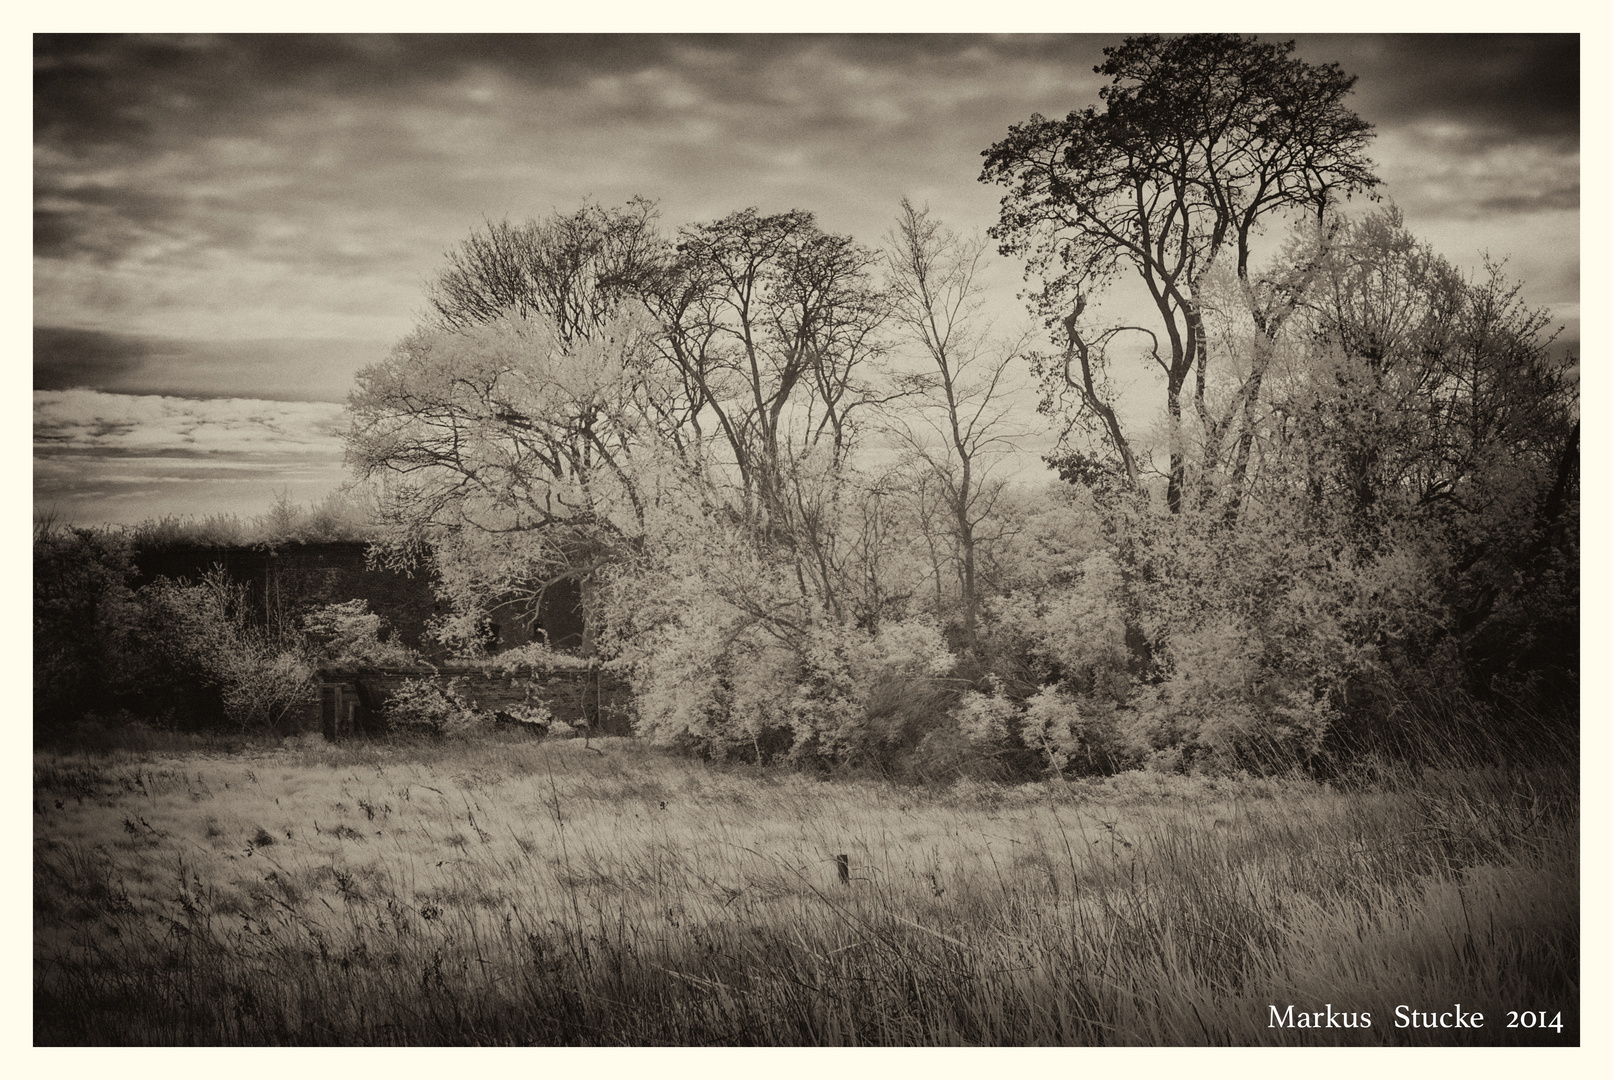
[37,35,1577,776]
[106,489,372,551]
[338,36,1575,777]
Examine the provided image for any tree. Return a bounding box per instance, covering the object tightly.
[643,207,890,620]
[1010,208,1578,768]
[1282,212,1575,535]
[351,202,894,653]
[884,198,1030,649]
[1266,211,1579,719]
[352,200,695,655]
[34,522,138,729]
[347,308,663,654]
[427,198,661,342]
[981,34,1379,513]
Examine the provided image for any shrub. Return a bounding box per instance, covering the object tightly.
[36,521,329,735]
[381,679,480,737]
[1021,685,1082,774]
[954,678,1016,746]
[621,573,959,769]
[132,571,315,733]
[34,524,139,731]
[302,599,417,665]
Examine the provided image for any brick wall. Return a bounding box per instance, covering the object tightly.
[316,663,635,738]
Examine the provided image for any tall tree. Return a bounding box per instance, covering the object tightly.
[350,202,893,650]
[354,199,689,653]
[1270,211,1578,710]
[643,208,889,619]
[981,34,1379,514]
[884,199,1029,648]
[347,308,663,654]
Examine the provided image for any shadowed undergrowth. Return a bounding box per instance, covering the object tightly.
[34,735,1577,1045]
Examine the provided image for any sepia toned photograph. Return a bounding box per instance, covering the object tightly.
[33,32,1578,1046]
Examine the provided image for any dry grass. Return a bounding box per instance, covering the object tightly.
[34,734,1577,1045]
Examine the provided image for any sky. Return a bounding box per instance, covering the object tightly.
[32,33,1581,526]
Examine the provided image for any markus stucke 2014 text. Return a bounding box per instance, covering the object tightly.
[1267,1004,1494,1029]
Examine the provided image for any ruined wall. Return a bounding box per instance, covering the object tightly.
[317,663,635,738]
[134,541,586,658]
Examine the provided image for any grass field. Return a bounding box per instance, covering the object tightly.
[33,732,1578,1045]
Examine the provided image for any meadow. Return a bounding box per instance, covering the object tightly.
[34,731,1577,1046]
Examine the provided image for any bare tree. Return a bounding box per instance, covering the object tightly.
[644,208,890,619]
[426,198,661,342]
[885,199,1029,648]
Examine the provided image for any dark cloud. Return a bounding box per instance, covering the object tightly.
[1482,185,1580,215]
[1300,34,1577,139]
[1288,32,1578,200]
[37,445,233,460]
[35,34,1103,149]
[36,32,1576,157]
[36,34,715,157]
[34,326,386,402]
[34,326,152,389]
[34,184,191,261]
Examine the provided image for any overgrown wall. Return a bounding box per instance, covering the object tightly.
[134,541,586,657]
[316,663,634,738]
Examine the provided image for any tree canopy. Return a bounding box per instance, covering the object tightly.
[981,33,1380,513]
[327,34,1574,773]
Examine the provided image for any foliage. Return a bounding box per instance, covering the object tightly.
[379,678,481,737]
[970,36,1573,772]
[954,678,1017,747]
[34,523,140,731]
[126,572,315,734]
[1021,685,1084,773]
[300,599,418,666]
[608,516,955,769]
[34,520,341,736]
[352,201,899,660]
[982,33,1379,513]
[487,640,607,672]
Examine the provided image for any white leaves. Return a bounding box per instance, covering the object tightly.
[1022,685,1083,773]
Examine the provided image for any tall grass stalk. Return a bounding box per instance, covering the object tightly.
[34,736,1576,1045]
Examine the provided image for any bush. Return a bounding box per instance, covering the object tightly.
[35,523,318,736]
[1021,685,1082,773]
[380,678,481,737]
[302,599,417,665]
[131,571,315,733]
[622,577,960,770]
[34,524,139,732]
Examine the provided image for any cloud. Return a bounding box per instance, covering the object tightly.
[27,35,1105,283]
[34,34,1577,424]
[34,327,390,402]
[1373,124,1579,220]
[1290,34,1578,232]
[35,389,347,456]
[33,327,153,390]
[33,389,354,525]
[1296,34,1577,141]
